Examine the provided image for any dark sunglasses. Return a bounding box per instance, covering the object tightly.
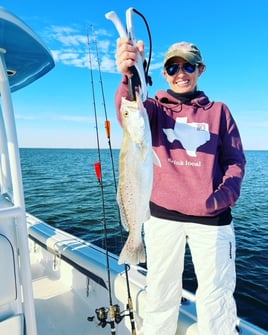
[165,63,198,76]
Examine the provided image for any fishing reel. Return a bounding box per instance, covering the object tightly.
[88,304,123,328]
[96,307,109,328]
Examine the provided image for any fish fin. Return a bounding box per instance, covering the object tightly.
[118,238,146,265]
[152,150,161,167]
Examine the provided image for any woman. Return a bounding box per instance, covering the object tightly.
[115,37,246,335]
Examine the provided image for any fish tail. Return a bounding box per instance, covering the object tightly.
[118,238,146,265]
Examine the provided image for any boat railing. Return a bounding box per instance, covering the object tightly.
[0,7,54,335]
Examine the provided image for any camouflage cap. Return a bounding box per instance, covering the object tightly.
[164,42,204,66]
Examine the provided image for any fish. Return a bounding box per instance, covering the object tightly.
[117,94,153,265]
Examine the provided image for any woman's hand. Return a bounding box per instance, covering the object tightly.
[116,36,144,77]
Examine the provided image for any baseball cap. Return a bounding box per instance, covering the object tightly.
[164,42,204,66]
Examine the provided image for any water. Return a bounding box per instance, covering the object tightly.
[20,148,268,331]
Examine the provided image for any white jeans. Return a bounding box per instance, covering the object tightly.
[141,216,238,335]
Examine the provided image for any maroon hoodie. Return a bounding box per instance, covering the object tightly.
[115,78,246,225]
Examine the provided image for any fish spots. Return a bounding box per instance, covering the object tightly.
[117,95,153,265]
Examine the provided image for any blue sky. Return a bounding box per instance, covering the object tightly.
[2,0,268,150]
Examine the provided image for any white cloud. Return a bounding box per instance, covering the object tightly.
[45,25,116,72]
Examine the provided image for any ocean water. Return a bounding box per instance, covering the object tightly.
[20,148,268,331]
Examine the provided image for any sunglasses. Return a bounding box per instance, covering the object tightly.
[165,63,198,76]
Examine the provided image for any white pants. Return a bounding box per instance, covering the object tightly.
[141,216,238,335]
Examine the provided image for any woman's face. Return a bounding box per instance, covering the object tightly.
[164,57,205,93]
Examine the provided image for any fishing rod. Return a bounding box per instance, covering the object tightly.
[90,25,123,237]
[91,24,137,335]
[86,28,117,335]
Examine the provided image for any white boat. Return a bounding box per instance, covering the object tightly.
[0,7,267,335]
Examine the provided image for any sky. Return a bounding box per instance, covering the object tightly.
[1,0,268,150]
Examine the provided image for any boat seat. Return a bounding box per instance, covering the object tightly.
[0,234,24,334]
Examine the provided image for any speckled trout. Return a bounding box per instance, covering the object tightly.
[117,95,153,265]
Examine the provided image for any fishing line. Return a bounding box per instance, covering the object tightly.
[86,28,117,335]
[91,25,137,335]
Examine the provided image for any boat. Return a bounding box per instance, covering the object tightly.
[0,7,267,335]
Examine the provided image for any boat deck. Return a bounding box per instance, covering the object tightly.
[30,244,115,335]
